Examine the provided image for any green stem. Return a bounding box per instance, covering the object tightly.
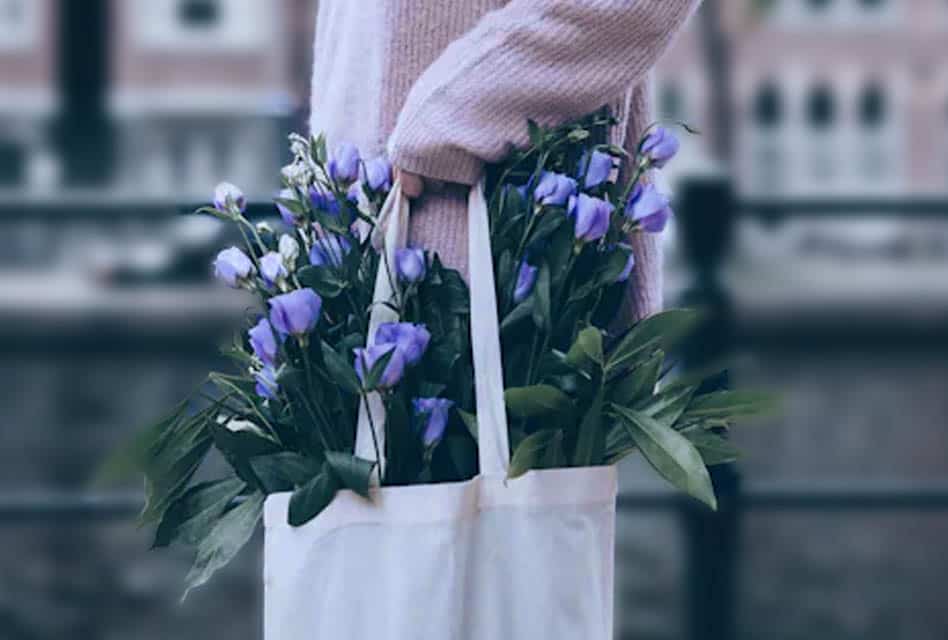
[360,391,385,485]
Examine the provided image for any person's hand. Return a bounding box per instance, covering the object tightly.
[393,167,445,200]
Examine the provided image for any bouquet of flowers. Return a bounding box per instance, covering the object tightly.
[107,111,772,595]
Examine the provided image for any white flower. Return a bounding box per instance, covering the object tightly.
[279,234,300,267]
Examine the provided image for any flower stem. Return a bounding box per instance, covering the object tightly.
[360,390,384,485]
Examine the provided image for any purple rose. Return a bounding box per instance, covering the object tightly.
[248,317,280,366]
[255,365,279,400]
[214,182,246,214]
[375,322,431,366]
[354,344,406,390]
[276,188,301,226]
[626,183,672,233]
[513,261,538,304]
[641,126,680,169]
[213,247,255,288]
[395,248,426,283]
[269,288,323,337]
[533,171,577,207]
[568,193,613,243]
[328,142,360,183]
[309,234,351,268]
[361,156,393,192]
[309,187,341,216]
[413,398,455,447]
[260,252,287,288]
[616,249,636,283]
[577,150,614,188]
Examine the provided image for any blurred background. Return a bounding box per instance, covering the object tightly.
[1,1,946,639]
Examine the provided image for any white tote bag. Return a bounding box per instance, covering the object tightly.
[264,181,618,639]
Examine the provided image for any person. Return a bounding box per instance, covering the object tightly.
[309,0,701,322]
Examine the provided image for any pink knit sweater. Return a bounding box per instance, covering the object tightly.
[310,0,700,322]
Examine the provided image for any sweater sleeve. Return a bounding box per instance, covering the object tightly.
[387,0,700,185]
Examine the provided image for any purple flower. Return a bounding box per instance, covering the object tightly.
[213,247,255,288]
[513,261,538,304]
[214,182,246,214]
[395,248,426,283]
[328,142,360,183]
[276,188,301,226]
[309,234,352,268]
[413,398,455,447]
[616,249,636,283]
[568,193,613,243]
[255,365,279,400]
[269,288,323,337]
[308,187,341,216]
[375,322,431,366]
[641,126,680,168]
[578,150,614,188]
[354,344,406,390]
[361,156,393,192]
[248,317,280,366]
[346,182,363,204]
[533,172,577,206]
[260,252,287,288]
[626,183,672,233]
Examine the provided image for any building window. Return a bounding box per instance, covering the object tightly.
[806,85,837,129]
[858,84,887,129]
[177,0,220,29]
[753,82,784,128]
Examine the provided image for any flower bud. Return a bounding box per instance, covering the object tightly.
[395,248,426,283]
[568,193,613,243]
[361,156,393,192]
[213,247,255,288]
[354,344,406,390]
[214,182,246,214]
[513,261,538,304]
[276,188,303,226]
[533,171,577,207]
[269,288,323,337]
[375,322,431,366]
[577,150,614,189]
[641,126,680,169]
[309,234,352,268]
[413,398,455,447]
[248,317,280,366]
[625,183,672,233]
[260,252,288,288]
[278,234,300,267]
[255,365,280,400]
[328,142,360,183]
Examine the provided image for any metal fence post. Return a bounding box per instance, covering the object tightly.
[675,176,741,640]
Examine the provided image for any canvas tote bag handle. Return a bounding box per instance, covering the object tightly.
[354,180,511,478]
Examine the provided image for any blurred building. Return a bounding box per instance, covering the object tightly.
[658,0,948,197]
[0,0,303,200]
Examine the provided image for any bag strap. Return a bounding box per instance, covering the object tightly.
[354,180,510,479]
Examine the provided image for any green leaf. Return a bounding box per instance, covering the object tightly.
[297,265,347,298]
[683,391,779,421]
[184,491,264,598]
[249,453,321,493]
[504,385,572,418]
[683,428,741,467]
[95,401,187,486]
[325,451,375,499]
[531,262,552,332]
[153,478,245,549]
[364,347,396,391]
[500,299,533,334]
[614,407,717,510]
[610,350,663,406]
[642,384,697,426]
[527,119,543,147]
[509,429,561,479]
[607,309,703,374]
[321,341,361,394]
[565,327,604,369]
[458,409,478,441]
[288,470,339,527]
[572,384,606,467]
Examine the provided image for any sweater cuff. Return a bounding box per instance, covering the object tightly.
[388,145,483,187]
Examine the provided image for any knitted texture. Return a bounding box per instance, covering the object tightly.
[310,0,700,321]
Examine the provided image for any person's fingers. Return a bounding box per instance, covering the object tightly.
[395,168,425,199]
